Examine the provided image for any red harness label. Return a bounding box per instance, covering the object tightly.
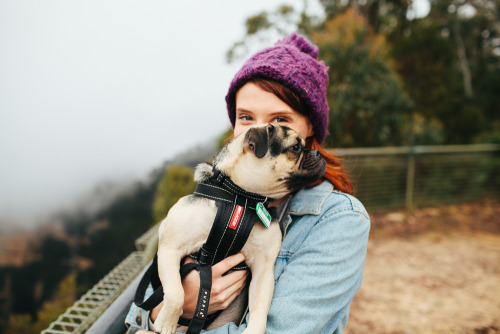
[229,205,244,230]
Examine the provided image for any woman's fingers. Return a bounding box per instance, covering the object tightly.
[213,267,248,292]
[181,253,248,318]
[208,269,248,312]
[211,253,246,276]
[211,269,248,300]
[212,282,247,312]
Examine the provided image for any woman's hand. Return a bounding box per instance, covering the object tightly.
[181,253,249,318]
[149,253,249,323]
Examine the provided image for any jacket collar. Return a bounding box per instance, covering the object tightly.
[287,181,333,216]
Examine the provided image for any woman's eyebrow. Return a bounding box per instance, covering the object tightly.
[236,108,254,114]
[268,110,294,116]
[236,108,294,115]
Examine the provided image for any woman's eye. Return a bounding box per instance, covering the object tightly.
[239,115,252,121]
[274,117,288,123]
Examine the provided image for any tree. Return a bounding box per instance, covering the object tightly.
[313,9,413,147]
[7,274,76,334]
[226,4,413,148]
[216,127,234,150]
[152,166,197,223]
[75,179,157,290]
[228,0,499,145]
[391,0,500,144]
[319,0,413,36]
[226,4,321,63]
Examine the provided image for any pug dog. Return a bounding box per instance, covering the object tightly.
[154,124,326,334]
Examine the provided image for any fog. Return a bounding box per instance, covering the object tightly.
[0,1,323,231]
[0,0,429,232]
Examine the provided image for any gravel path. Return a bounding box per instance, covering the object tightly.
[345,200,500,334]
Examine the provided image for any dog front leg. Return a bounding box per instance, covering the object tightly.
[241,224,281,334]
[243,260,276,334]
[153,247,184,334]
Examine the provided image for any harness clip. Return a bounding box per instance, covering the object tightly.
[211,169,225,185]
[198,245,212,265]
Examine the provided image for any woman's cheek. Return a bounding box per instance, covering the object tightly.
[233,123,249,137]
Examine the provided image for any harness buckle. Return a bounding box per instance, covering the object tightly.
[198,245,212,265]
[211,169,225,185]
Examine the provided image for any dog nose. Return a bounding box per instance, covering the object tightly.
[309,150,320,157]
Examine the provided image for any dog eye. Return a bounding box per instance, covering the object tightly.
[291,144,301,153]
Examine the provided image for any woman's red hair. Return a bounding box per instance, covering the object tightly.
[309,138,354,194]
[243,78,354,195]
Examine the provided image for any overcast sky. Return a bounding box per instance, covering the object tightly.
[0,1,429,231]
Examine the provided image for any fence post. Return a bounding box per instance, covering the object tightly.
[406,148,416,211]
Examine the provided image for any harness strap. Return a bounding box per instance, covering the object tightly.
[202,195,255,266]
[134,255,163,311]
[134,257,219,332]
[184,264,212,334]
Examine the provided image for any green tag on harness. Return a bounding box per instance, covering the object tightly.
[256,202,271,229]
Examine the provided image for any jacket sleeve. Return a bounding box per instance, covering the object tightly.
[199,203,370,334]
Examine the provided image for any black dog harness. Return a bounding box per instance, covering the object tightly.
[134,168,273,334]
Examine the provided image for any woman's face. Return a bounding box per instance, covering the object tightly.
[234,82,314,140]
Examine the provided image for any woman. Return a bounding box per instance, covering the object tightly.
[127,33,370,334]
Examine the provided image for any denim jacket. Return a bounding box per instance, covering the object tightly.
[126,181,370,334]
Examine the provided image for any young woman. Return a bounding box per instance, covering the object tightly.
[127,33,370,334]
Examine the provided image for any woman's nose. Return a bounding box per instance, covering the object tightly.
[254,120,268,126]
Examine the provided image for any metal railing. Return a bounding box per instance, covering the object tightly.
[40,225,159,334]
[334,144,500,212]
[41,144,500,333]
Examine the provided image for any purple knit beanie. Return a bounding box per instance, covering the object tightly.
[225,33,330,144]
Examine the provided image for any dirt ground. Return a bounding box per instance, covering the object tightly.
[345,199,500,334]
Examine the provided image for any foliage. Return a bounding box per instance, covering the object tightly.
[228,0,500,147]
[390,20,459,144]
[6,274,76,334]
[152,165,197,223]
[54,177,159,293]
[0,236,71,325]
[319,0,412,35]
[390,3,500,144]
[226,4,322,63]
[216,127,234,150]
[77,180,156,289]
[313,9,413,147]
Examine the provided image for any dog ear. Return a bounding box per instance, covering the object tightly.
[244,126,269,159]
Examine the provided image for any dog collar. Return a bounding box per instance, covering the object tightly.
[195,168,273,207]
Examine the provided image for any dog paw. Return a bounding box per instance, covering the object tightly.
[153,309,179,334]
[153,322,177,334]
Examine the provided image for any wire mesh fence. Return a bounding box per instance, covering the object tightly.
[335,144,500,212]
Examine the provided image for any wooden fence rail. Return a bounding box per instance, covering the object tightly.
[334,144,500,212]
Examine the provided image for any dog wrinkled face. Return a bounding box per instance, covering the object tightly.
[215,124,326,199]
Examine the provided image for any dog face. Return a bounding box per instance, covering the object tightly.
[214,124,326,199]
